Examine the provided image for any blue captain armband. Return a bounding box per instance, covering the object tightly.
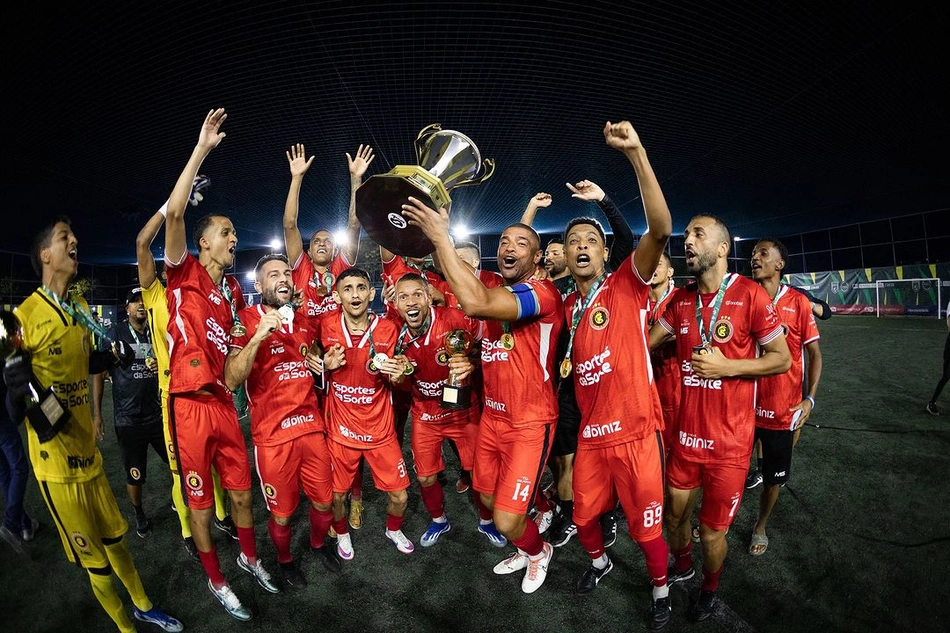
[506,283,541,320]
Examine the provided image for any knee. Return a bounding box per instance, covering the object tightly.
[389,489,408,509]
[418,474,437,488]
[230,490,252,508]
[698,524,725,548]
[273,514,290,526]
[664,507,686,531]
[313,501,331,513]
[493,512,524,536]
[333,492,347,506]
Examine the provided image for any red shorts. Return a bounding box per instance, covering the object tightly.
[666,451,747,532]
[328,438,409,493]
[573,431,666,542]
[170,393,251,510]
[254,432,333,518]
[472,413,553,515]
[411,420,479,477]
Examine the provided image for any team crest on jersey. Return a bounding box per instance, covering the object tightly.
[167,442,176,458]
[190,359,200,367]
[71,532,90,552]
[263,484,277,499]
[129,467,141,481]
[435,350,450,366]
[589,306,609,330]
[300,344,309,357]
[712,319,734,343]
[186,471,203,491]
[366,358,381,374]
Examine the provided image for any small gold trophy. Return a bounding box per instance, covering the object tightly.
[440,329,474,411]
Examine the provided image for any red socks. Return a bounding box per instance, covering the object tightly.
[673,542,693,572]
[511,517,544,556]
[333,516,349,536]
[576,520,605,560]
[198,548,225,587]
[236,526,257,565]
[268,519,293,564]
[309,507,333,548]
[420,482,445,519]
[702,564,723,592]
[534,489,551,514]
[638,536,670,586]
[474,493,493,521]
[386,513,405,533]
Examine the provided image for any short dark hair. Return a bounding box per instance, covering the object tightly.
[192,214,227,251]
[756,237,788,267]
[31,215,71,278]
[660,251,673,267]
[503,223,541,250]
[546,238,564,248]
[454,240,480,257]
[336,267,371,288]
[394,272,428,287]
[310,229,332,244]
[254,253,289,277]
[690,214,731,254]
[565,217,606,245]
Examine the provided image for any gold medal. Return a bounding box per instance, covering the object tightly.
[403,362,415,376]
[500,332,515,350]
[230,324,247,337]
[145,357,158,372]
[559,358,572,379]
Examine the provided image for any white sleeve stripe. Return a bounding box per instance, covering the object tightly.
[657,316,675,334]
[802,334,820,346]
[757,325,785,346]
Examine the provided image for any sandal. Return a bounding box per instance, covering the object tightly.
[749,533,769,556]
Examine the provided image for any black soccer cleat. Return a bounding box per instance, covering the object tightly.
[926,402,940,416]
[667,565,695,585]
[575,558,613,594]
[745,468,763,489]
[648,595,672,631]
[548,519,577,548]
[313,545,342,573]
[135,515,152,539]
[279,561,307,590]
[182,536,200,562]
[601,512,618,548]
[689,589,719,622]
[214,515,239,541]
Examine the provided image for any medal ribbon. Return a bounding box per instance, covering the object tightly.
[219,278,242,328]
[341,313,379,358]
[315,268,334,294]
[562,273,608,369]
[771,283,788,307]
[41,285,110,349]
[648,283,674,326]
[395,309,431,356]
[696,273,733,347]
[128,323,157,367]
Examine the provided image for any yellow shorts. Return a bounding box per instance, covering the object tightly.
[39,473,128,570]
[161,390,178,472]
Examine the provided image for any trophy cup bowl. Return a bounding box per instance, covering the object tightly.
[0,310,71,442]
[440,328,474,411]
[356,124,495,258]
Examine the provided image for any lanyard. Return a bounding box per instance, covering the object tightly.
[41,285,109,347]
[771,283,788,307]
[396,309,431,356]
[562,273,608,368]
[696,273,733,347]
[341,313,379,358]
[314,268,334,294]
[648,283,674,326]
[219,277,242,326]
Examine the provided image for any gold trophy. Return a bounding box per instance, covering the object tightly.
[440,329,474,411]
[0,310,70,442]
[356,124,495,257]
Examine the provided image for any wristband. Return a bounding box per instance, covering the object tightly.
[805,395,815,409]
[158,201,168,217]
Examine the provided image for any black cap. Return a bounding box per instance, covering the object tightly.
[126,287,143,305]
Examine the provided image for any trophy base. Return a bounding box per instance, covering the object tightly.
[440,384,471,411]
[356,167,452,258]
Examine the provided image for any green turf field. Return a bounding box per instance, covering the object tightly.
[2,316,948,632]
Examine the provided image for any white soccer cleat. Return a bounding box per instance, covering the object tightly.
[522,542,554,594]
[337,532,355,560]
[493,550,528,575]
[385,529,415,554]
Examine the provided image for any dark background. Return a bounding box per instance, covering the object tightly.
[4,1,947,269]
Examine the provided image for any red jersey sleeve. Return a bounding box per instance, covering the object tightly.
[750,283,784,345]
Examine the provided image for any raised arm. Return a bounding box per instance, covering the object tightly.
[402,198,525,321]
[136,208,167,288]
[165,108,228,264]
[602,121,672,282]
[519,192,552,227]
[342,145,375,264]
[565,179,635,269]
[282,143,315,266]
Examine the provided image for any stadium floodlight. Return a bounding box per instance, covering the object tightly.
[246,270,256,281]
[333,229,349,247]
[269,238,281,250]
[733,236,742,241]
[452,224,471,239]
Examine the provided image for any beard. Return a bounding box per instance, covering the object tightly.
[686,250,717,277]
[261,286,285,308]
[545,261,566,276]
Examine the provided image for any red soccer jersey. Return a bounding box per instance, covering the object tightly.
[291,252,350,319]
[398,306,483,425]
[480,277,564,427]
[165,252,234,404]
[755,285,820,431]
[320,312,399,447]
[658,273,783,464]
[567,256,663,448]
[649,285,681,419]
[231,306,325,446]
